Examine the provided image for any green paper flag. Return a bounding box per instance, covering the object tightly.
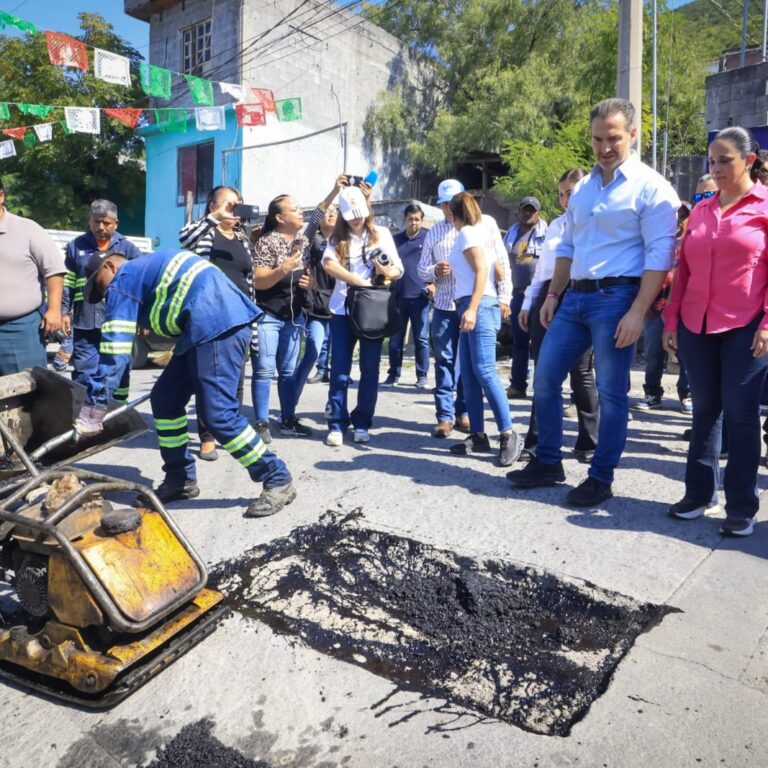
[140,63,172,100]
[0,12,37,33]
[275,98,302,122]
[60,120,74,135]
[0,104,9,121]
[184,74,214,106]
[22,132,37,148]
[18,104,55,119]
[155,109,188,133]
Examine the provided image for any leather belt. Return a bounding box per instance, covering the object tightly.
[569,276,641,292]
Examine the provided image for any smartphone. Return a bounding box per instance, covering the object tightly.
[233,203,260,221]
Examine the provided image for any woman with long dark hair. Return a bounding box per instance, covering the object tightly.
[251,194,313,442]
[322,186,402,446]
[663,126,768,537]
[179,185,252,460]
[446,192,524,466]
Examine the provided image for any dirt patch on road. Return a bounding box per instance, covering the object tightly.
[214,512,674,737]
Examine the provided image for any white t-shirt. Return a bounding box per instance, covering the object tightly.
[448,223,497,301]
[322,225,402,316]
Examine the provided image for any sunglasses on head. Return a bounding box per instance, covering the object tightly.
[693,190,716,203]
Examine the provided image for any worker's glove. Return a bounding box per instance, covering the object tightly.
[74,404,108,438]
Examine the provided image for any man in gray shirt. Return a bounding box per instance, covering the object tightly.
[0,177,65,374]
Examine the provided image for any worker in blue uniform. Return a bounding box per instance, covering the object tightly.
[73,248,296,517]
[62,200,143,402]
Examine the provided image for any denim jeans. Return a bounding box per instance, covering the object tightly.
[388,294,431,379]
[509,291,531,391]
[151,325,291,488]
[0,310,46,375]
[316,321,331,376]
[293,317,330,406]
[456,295,512,434]
[679,314,768,518]
[534,284,639,485]
[644,314,689,399]
[250,312,305,423]
[327,314,383,431]
[431,307,467,423]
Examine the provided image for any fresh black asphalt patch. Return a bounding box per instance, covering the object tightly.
[214,512,675,736]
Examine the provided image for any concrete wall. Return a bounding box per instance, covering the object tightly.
[705,62,768,133]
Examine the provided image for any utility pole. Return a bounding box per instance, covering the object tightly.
[617,0,643,152]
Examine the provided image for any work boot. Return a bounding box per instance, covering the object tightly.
[506,456,565,487]
[565,477,613,507]
[245,482,297,517]
[454,415,471,433]
[432,421,453,438]
[449,432,491,455]
[155,479,200,503]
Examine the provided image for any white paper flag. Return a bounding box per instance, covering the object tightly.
[0,139,16,159]
[65,107,101,134]
[195,106,225,131]
[33,123,53,142]
[219,82,243,101]
[94,48,132,87]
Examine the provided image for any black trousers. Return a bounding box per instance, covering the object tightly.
[525,281,599,452]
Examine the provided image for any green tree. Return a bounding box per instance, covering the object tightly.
[0,13,145,232]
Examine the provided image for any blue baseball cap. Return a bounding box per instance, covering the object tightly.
[436,178,465,205]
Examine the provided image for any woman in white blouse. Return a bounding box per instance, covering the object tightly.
[322,186,403,446]
[446,192,523,466]
[517,168,598,463]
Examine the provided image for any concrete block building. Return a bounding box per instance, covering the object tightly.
[125,0,433,246]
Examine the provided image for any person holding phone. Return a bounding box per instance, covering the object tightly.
[251,194,314,441]
[322,186,403,445]
[179,186,253,460]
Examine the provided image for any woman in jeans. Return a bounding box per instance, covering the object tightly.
[322,185,402,446]
[179,185,252,461]
[663,126,768,537]
[447,192,524,466]
[251,195,313,441]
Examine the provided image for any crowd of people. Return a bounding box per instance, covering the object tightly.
[2,97,767,536]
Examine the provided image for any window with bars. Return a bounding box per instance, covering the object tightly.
[182,19,212,76]
[177,142,214,206]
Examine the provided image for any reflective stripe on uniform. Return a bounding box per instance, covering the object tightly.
[155,415,188,448]
[166,260,212,335]
[64,271,77,287]
[222,425,257,454]
[236,442,267,467]
[99,341,134,354]
[102,320,138,334]
[113,386,129,400]
[157,433,189,448]
[149,252,196,337]
[155,415,188,431]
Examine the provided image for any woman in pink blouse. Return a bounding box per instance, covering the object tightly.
[663,126,768,537]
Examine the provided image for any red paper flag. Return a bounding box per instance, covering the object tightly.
[2,127,27,139]
[105,108,144,129]
[236,103,266,127]
[46,30,88,71]
[251,88,275,113]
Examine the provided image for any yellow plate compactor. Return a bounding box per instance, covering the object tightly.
[0,369,224,707]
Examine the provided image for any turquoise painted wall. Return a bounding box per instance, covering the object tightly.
[140,107,241,249]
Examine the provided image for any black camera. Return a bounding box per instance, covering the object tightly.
[233,203,260,221]
[368,247,390,267]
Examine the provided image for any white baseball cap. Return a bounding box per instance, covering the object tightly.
[338,186,369,221]
[436,178,465,205]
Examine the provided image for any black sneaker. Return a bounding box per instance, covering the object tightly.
[280,418,313,437]
[449,432,491,455]
[245,482,297,518]
[381,374,399,387]
[719,516,755,537]
[571,448,595,464]
[506,456,565,487]
[256,420,272,444]
[499,431,524,467]
[565,477,613,507]
[155,479,200,503]
[668,497,719,520]
[517,447,537,463]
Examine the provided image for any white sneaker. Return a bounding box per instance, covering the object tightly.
[326,430,343,447]
[353,428,370,443]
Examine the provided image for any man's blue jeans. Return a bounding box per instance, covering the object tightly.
[679,314,768,518]
[151,325,291,488]
[509,291,531,391]
[534,284,639,485]
[643,314,689,399]
[456,296,512,434]
[327,314,383,431]
[388,294,430,379]
[250,312,304,423]
[293,317,329,405]
[316,321,331,376]
[431,307,467,423]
